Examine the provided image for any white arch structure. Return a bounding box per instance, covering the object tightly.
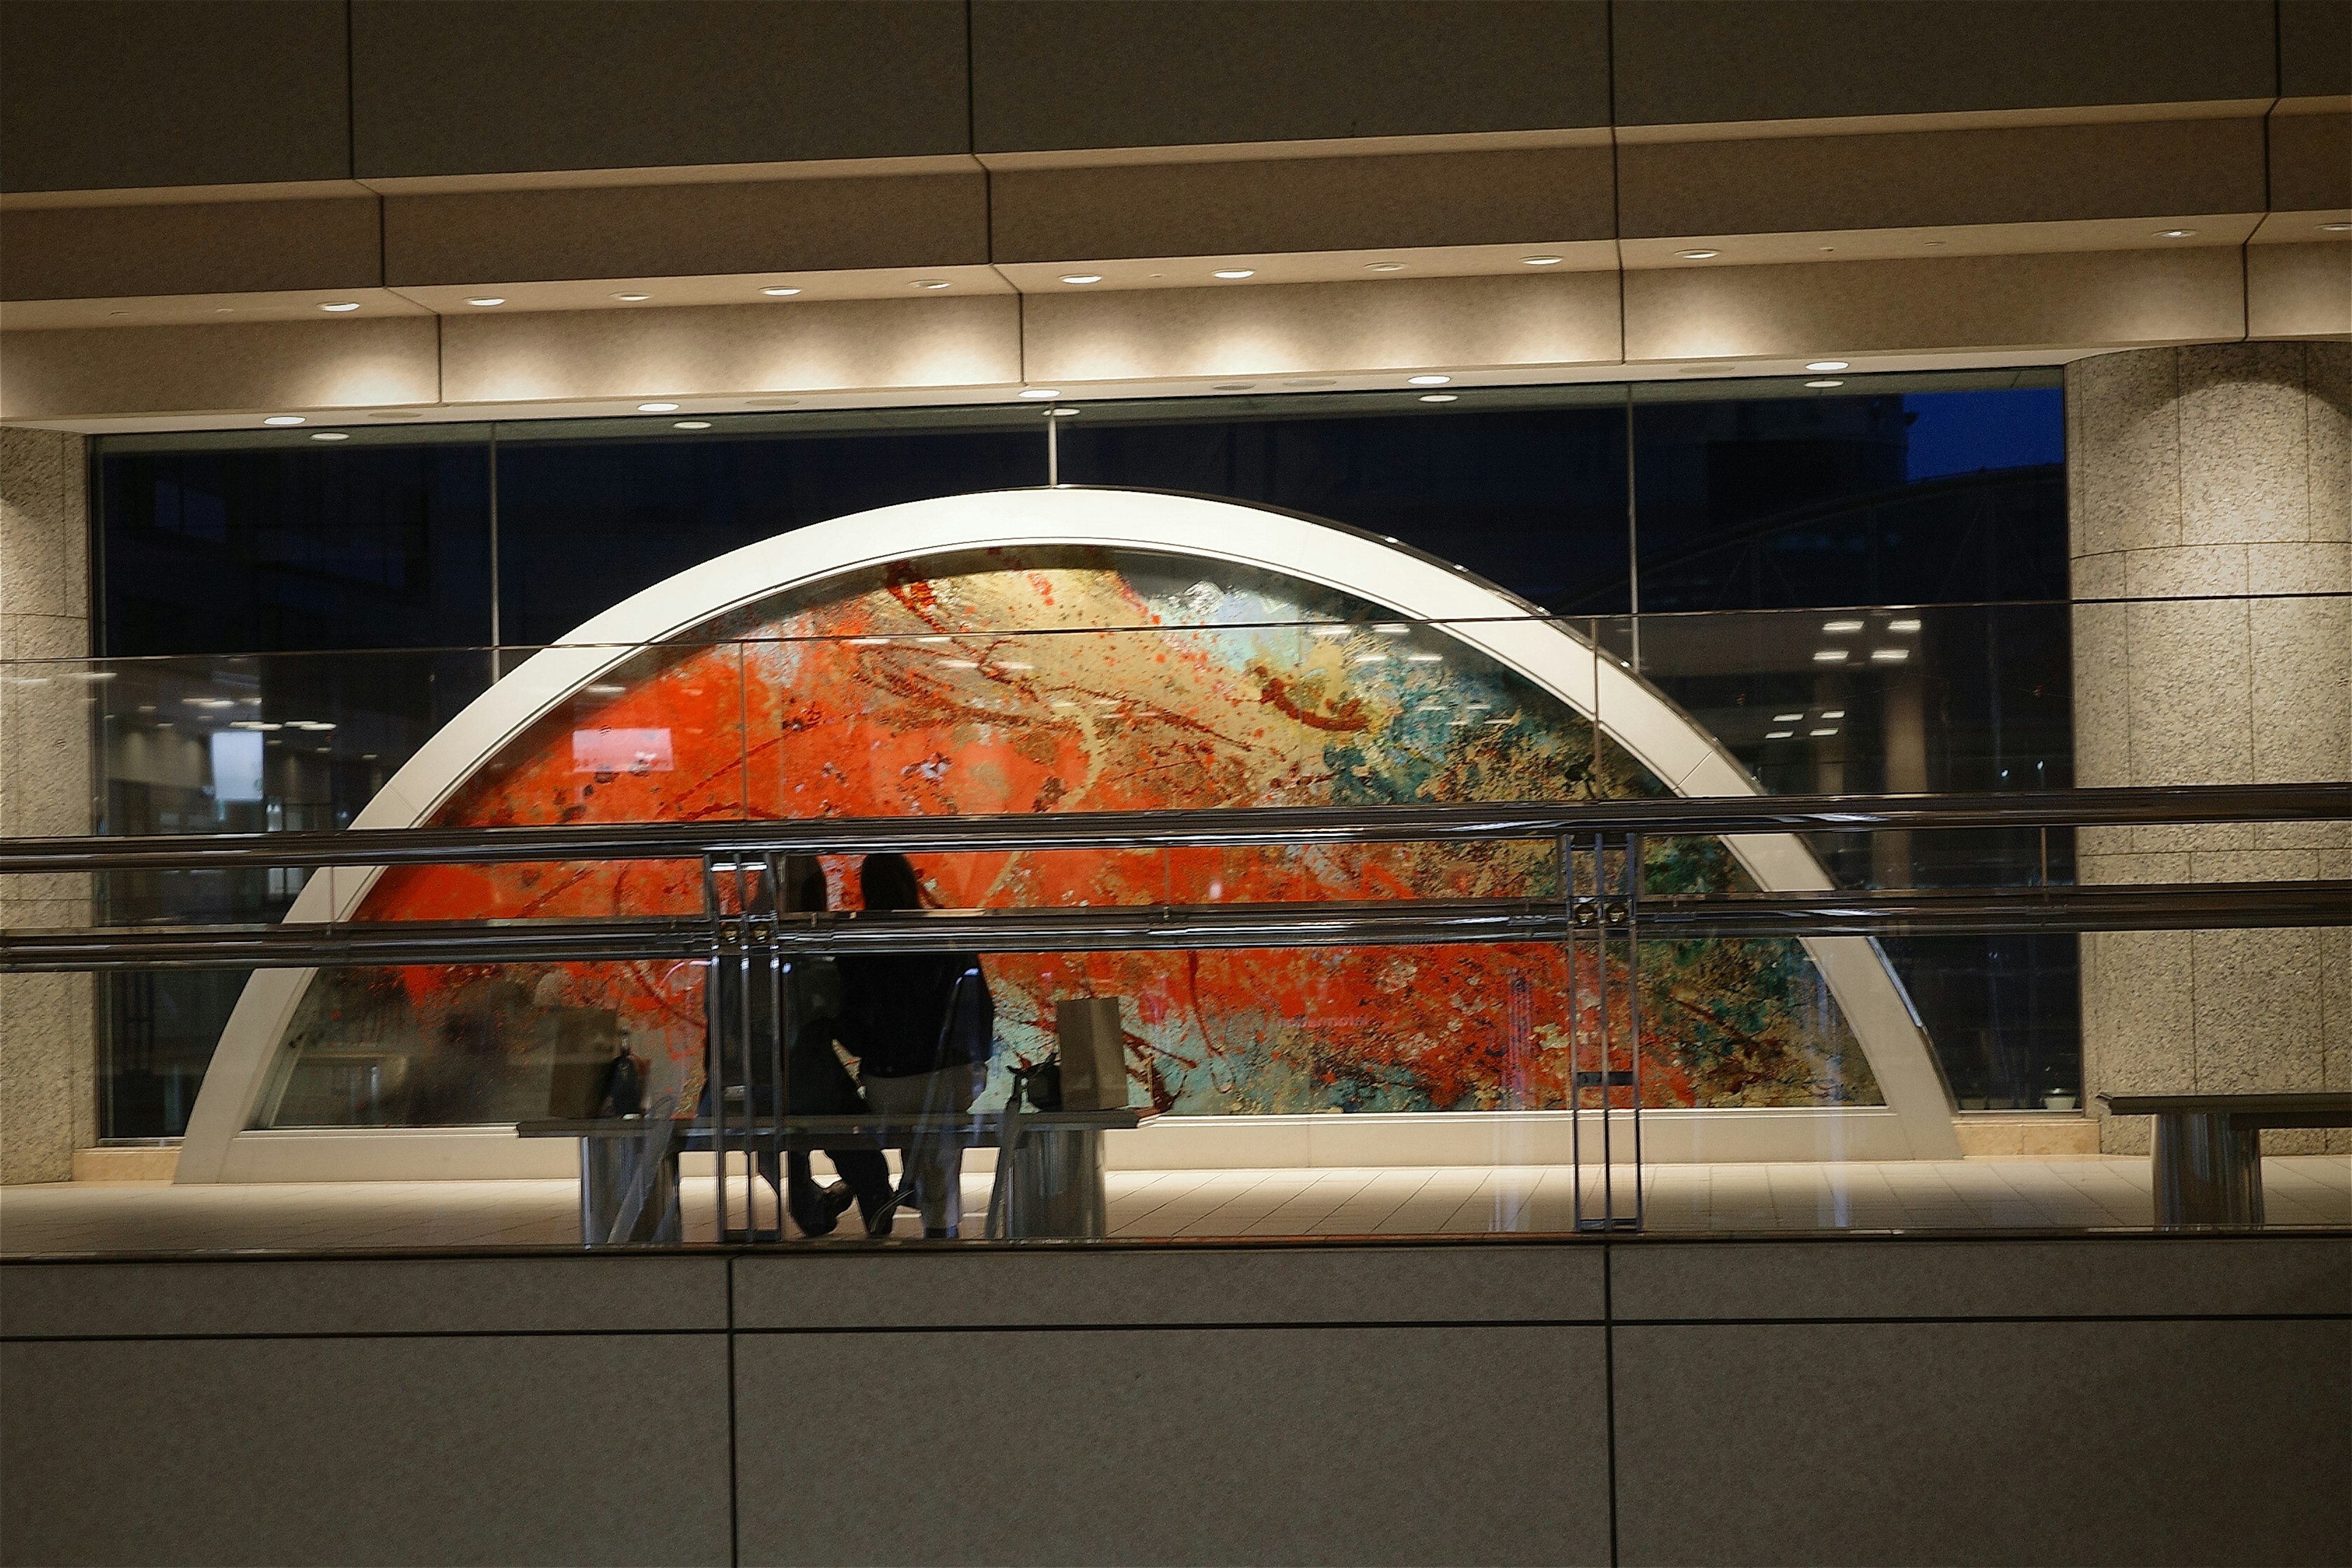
[179,488,1959,1182]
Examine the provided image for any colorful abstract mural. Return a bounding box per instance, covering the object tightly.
[263,546,1881,1127]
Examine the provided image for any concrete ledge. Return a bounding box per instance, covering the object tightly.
[1953,1114,2102,1157]
[71,1146,178,1183]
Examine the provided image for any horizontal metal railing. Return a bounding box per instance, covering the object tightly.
[0,783,2343,875]
[7,883,2345,972]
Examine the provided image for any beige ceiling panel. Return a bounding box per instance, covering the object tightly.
[2269,113,2352,215]
[1023,273,1621,386]
[1619,117,2264,239]
[991,146,1613,263]
[437,296,1021,405]
[0,317,437,421]
[1622,217,2260,270]
[1625,249,2245,363]
[995,242,1616,294]
[385,172,987,287]
[1,198,382,303]
[2247,243,2352,339]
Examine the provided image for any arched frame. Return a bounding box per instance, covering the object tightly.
[178,488,1959,1182]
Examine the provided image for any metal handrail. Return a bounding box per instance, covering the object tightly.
[7,881,2344,971]
[0,784,2343,875]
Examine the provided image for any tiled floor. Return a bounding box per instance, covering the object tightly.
[3,1156,2345,1255]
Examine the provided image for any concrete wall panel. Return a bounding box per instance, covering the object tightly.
[992,145,1614,262]
[734,1244,1606,1329]
[736,1325,1613,1566]
[1611,1,2278,127]
[0,198,382,303]
[1624,249,2245,362]
[351,0,969,178]
[971,0,1610,153]
[0,1335,734,1567]
[0,0,350,195]
[384,172,989,287]
[1615,1318,2351,1567]
[437,295,1020,404]
[1619,117,2265,238]
[1025,273,1621,385]
[0,317,439,421]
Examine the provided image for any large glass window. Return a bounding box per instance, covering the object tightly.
[86,370,2068,1137]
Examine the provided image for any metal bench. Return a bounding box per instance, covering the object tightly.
[2098,1091,2352,1227]
[519,1108,1145,1245]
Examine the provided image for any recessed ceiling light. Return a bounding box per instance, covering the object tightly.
[1811,727,1839,737]
[1365,262,1406,272]
[214,306,236,313]
[1766,730,1795,739]
[1869,647,1911,662]
[673,420,712,430]
[1822,619,1865,633]
[1018,388,1060,399]
[1888,617,1921,633]
[1806,379,1845,388]
[911,279,951,289]
[1804,360,1849,372]
[309,432,349,441]
[1821,709,1845,720]
[1812,649,1851,663]
[1212,269,1256,280]
[1673,249,1719,260]
[1773,713,1803,723]
[318,301,360,312]
[636,402,680,412]
[2154,228,2198,239]
[1058,273,1104,284]
[464,296,505,307]
[759,286,802,296]
[2320,222,2352,232]
[1408,374,1451,386]
[1521,255,1564,266]
[262,415,306,426]
[1419,393,1458,402]
[1047,406,1080,417]
[611,292,652,301]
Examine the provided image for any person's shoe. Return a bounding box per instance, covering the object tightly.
[924,1226,951,1239]
[822,1180,855,1221]
[788,1182,840,1238]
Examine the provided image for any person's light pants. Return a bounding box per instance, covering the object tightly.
[864,1060,982,1235]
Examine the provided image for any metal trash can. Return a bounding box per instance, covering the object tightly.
[579,1128,682,1246]
[999,1126,1108,1238]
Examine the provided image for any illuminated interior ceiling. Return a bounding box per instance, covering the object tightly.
[177,488,1960,1181]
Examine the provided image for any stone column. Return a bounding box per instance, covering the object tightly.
[0,428,96,1184]
[2068,342,2350,1155]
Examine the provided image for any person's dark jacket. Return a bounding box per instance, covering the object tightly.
[835,951,993,1079]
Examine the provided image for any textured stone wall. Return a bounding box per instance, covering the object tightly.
[2068,342,2351,1154]
[0,428,94,1183]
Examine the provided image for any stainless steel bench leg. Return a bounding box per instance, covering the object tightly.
[1001,1128,1109,1239]
[2152,1111,2266,1227]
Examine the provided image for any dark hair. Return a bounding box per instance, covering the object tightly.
[859,853,924,912]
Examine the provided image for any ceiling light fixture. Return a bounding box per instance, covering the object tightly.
[673,420,712,430]
[1058,273,1104,284]
[1018,388,1060,399]
[2320,222,2352,232]
[1812,649,1851,663]
[611,292,652,301]
[1212,269,1255,279]
[2154,228,2198,239]
[262,415,306,427]
[1806,379,1845,388]
[464,297,505,307]
[1811,727,1839,737]
[1869,647,1911,662]
[1521,255,1563,266]
[318,301,360,312]
[1673,249,1720,260]
[309,432,349,441]
[911,279,952,289]
[1047,407,1080,417]
[1365,262,1405,272]
[636,402,680,413]
[759,286,802,296]
[1822,619,1864,634]
[1408,375,1451,386]
[1418,393,1458,402]
[1804,360,1849,372]
[1888,617,1921,633]
[1773,712,1803,722]
[1766,730,1795,739]
[1822,709,1845,720]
